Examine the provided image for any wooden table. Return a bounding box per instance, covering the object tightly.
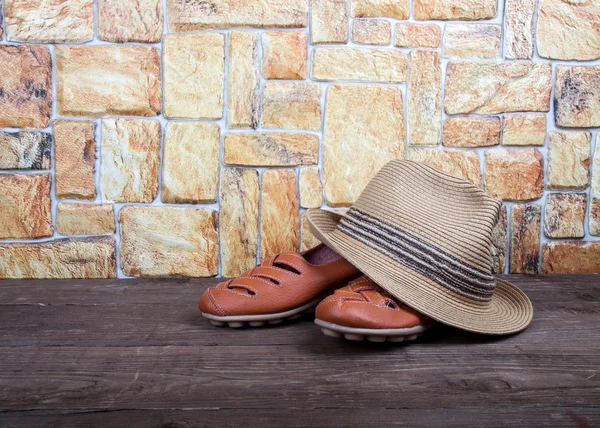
[0,275,598,427]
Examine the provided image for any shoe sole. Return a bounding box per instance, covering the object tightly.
[201,297,323,328]
[315,319,434,343]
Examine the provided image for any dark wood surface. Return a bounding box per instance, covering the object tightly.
[0,275,599,427]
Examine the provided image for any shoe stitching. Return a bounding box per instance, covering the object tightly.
[327,295,400,311]
[225,290,258,298]
[207,288,227,316]
[340,299,400,310]
[255,265,302,278]
[274,259,305,274]
[323,296,363,303]
[238,275,283,289]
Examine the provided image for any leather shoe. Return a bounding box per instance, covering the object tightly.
[315,276,434,342]
[199,244,362,328]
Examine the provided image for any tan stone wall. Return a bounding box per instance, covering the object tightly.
[1,0,600,278]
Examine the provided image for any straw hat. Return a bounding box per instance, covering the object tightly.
[307,160,533,335]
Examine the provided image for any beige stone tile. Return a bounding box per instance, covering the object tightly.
[589,198,600,236]
[555,66,600,128]
[408,51,441,147]
[227,31,260,129]
[407,148,481,187]
[444,62,552,114]
[299,168,323,209]
[301,211,321,251]
[311,0,348,44]
[101,119,161,203]
[547,131,591,191]
[167,0,308,31]
[324,84,405,207]
[544,193,586,239]
[394,23,441,48]
[261,82,322,131]
[537,0,600,60]
[119,206,218,277]
[312,47,407,83]
[490,205,507,274]
[504,0,535,59]
[164,33,224,120]
[98,0,163,43]
[510,204,541,274]
[54,120,97,201]
[0,131,51,170]
[0,174,53,239]
[0,237,116,279]
[414,0,497,20]
[262,31,308,80]
[593,136,600,198]
[352,19,391,45]
[591,137,600,235]
[484,148,544,201]
[443,24,501,59]
[220,168,259,278]
[57,203,115,236]
[542,242,600,274]
[5,0,93,43]
[443,116,500,148]
[502,114,546,146]
[590,199,600,236]
[0,45,52,129]
[260,169,300,259]
[352,0,409,19]
[162,122,220,204]
[224,133,318,166]
[55,46,161,117]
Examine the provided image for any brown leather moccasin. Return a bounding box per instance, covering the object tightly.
[315,276,435,343]
[199,244,362,328]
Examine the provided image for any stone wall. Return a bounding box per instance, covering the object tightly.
[0,0,599,278]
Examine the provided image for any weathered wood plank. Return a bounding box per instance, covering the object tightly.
[0,275,599,426]
[0,304,330,347]
[0,277,220,305]
[0,275,598,348]
[0,275,599,306]
[1,407,598,428]
[0,303,599,348]
[0,344,599,410]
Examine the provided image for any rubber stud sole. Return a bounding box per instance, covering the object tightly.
[320,327,426,343]
[321,328,342,338]
[202,298,323,329]
[206,313,313,329]
[228,322,245,328]
[210,320,226,327]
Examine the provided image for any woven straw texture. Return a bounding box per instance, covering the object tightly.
[308,160,533,335]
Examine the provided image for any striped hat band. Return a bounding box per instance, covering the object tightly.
[339,208,496,301]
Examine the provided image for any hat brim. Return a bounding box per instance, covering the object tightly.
[307,209,533,335]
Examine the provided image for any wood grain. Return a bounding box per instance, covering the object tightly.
[0,275,599,426]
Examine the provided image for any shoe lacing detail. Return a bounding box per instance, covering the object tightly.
[223,254,302,295]
[340,283,400,311]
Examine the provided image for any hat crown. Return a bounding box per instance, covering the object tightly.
[339,160,502,302]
